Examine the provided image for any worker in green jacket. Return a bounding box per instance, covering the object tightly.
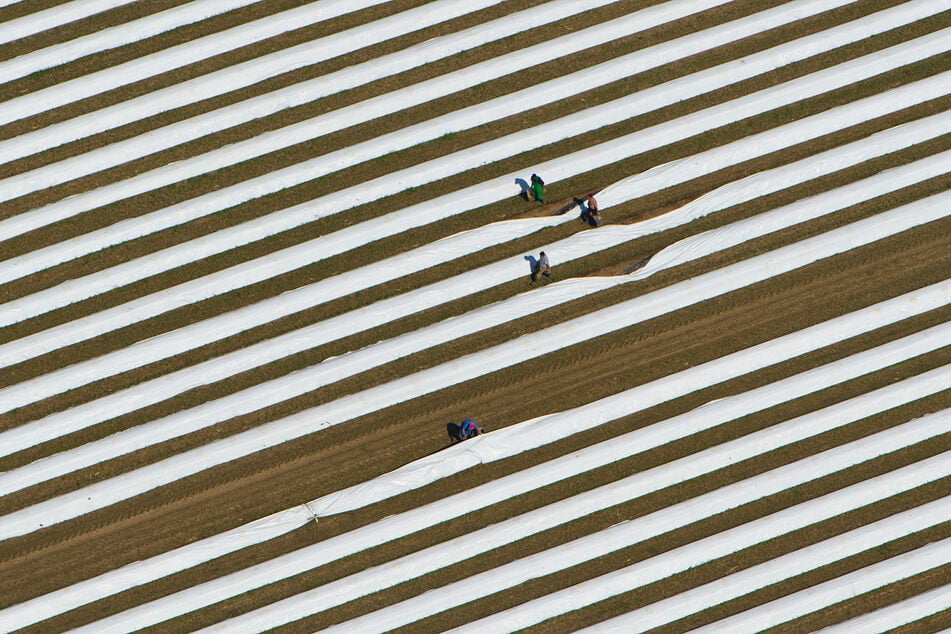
[531,173,545,203]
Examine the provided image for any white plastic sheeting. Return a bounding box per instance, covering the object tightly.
[74,387,951,634]
[674,539,951,634]
[0,169,947,450]
[0,0,644,165]
[0,0,138,43]
[0,206,944,540]
[1,0,759,205]
[4,23,943,292]
[0,0,267,82]
[815,583,951,633]
[446,491,951,634]
[3,147,948,492]
[0,506,314,634]
[313,423,951,634]
[306,334,951,517]
[0,12,936,324]
[0,0,499,127]
[2,125,945,462]
[7,315,946,632]
[4,59,947,380]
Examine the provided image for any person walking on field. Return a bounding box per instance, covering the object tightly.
[531,250,551,284]
[530,173,545,203]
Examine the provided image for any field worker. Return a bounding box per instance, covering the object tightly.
[530,173,545,203]
[531,251,551,283]
[586,193,599,213]
[582,193,603,226]
[457,418,482,441]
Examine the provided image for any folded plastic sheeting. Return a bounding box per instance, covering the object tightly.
[11,332,946,633]
[311,422,951,634]
[0,0,138,43]
[0,0,267,83]
[0,192,946,541]
[674,539,951,634]
[0,0,498,127]
[76,392,951,634]
[815,582,951,633]
[4,23,943,295]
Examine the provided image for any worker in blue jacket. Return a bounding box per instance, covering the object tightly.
[457,418,482,441]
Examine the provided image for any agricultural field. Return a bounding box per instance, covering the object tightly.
[0,0,948,631]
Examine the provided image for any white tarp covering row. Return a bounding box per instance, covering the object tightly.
[305,327,951,517]
[676,539,951,634]
[444,476,951,634]
[815,583,951,633]
[3,57,947,380]
[2,123,945,459]
[0,0,508,127]
[2,2,945,630]
[4,21,944,291]
[0,0,698,168]
[232,420,951,633]
[2,0,765,204]
[0,0,139,43]
[0,208,944,539]
[6,294,946,632]
[0,0,268,82]
[0,12,936,336]
[3,146,947,491]
[65,376,951,633]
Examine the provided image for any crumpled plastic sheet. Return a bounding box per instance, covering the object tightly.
[1,0,268,83]
[266,417,951,634]
[0,193,946,541]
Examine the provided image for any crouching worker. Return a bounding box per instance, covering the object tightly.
[455,418,483,442]
[581,193,603,227]
[531,250,551,284]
